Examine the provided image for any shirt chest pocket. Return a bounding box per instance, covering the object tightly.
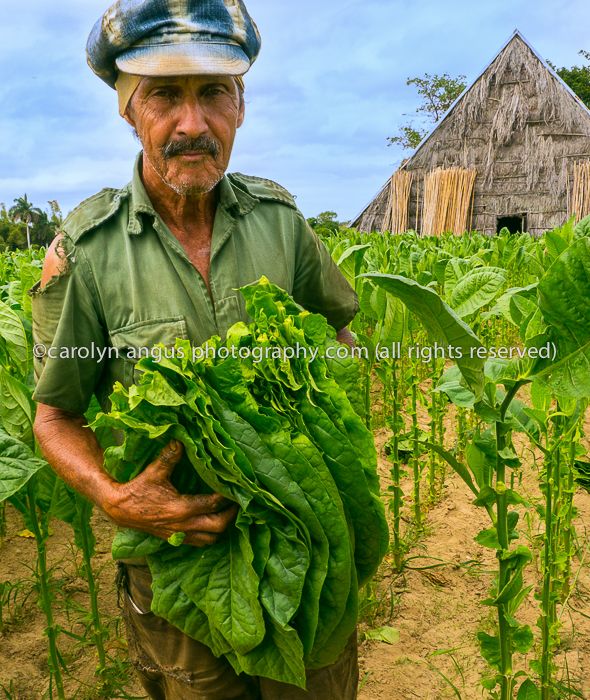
[109,316,188,388]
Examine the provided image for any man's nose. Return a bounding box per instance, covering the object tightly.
[174,97,209,138]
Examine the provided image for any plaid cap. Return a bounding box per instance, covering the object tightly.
[87,0,261,89]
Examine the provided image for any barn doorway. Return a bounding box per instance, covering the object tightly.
[496,214,527,234]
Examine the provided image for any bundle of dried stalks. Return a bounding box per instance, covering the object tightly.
[569,161,590,222]
[381,171,414,234]
[421,167,477,236]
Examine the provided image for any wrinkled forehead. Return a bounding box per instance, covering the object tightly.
[139,74,239,90]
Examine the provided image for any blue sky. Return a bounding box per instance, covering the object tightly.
[1,0,589,223]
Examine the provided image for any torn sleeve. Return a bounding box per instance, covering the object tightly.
[30,238,107,415]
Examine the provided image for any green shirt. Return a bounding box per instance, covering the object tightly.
[31,157,358,415]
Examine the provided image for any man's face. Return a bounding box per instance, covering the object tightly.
[125,75,245,196]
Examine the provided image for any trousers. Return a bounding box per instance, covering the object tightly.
[120,563,359,700]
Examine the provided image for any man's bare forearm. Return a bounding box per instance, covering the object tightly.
[34,403,116,510]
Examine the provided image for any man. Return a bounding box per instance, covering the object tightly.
[31,1,359,698]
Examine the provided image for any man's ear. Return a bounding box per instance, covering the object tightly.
[237,99,245,129]
[123,108,136,129]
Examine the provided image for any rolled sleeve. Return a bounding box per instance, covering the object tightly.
[291,216,358,331]
[31,242,107,415]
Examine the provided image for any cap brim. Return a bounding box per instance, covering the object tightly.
[115,42,250,77]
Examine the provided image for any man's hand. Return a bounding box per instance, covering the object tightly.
[34,404,237,548]
[336,326,355,348]
[106,439,238,546]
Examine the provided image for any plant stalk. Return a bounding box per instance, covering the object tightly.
[79,513,107,681]
[411,381,421,529]
[27,477,66,700]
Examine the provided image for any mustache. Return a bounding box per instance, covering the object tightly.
[160,136,220,160]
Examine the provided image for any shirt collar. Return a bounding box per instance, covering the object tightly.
[126,152,258,235]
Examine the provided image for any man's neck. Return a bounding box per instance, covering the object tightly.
[140,154,218,239]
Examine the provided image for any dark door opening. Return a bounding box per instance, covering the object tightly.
[496,214,527,234]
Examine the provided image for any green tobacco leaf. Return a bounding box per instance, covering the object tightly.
[0,368,35,451]
[478,632,501,671]
[573,213,590,239]
[449,268,507,318]
[443,258,469,298]
[0,300,28,376]
[72,492,96,556]
[472,485,496,507]
[375,294,405,347]
[535,238,590,397]
[475,527,501,549]
[424,442,478,496]
[493,570,524,605]
[500,546,532,567]
[473,400,501,424]
[364,626,399,644]
[512,625,534,654]
[466,429,496,488]
[517,678,540,700]
[545,230,570,262]
[530,380,551,411]
[43,469,76,522]
[205,528,265,656]
[434,366,475,408]
[20,263,42,321]
[336,244,370,291]
[0,427,46,502]
[85,395,118,450]
[168,532,186,547]
[433,380,475,407]
[513,294,538,325]
[360,273,485,399]
[504,396,540,441]
[112,528,169,559]
[497,288,525,326]
[358,280,379,321]
[433,256,451,286]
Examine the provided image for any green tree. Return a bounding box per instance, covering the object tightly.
[0,202,25,251]
[307,211,341,235]
[5,223,27,251]
[387,73,467,150]
[9,194,43,250]
[30,211,59,247]
[548,50,590,108]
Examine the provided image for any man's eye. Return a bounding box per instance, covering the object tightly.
[152,89,174,99]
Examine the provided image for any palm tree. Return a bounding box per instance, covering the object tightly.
[9,195,43,249]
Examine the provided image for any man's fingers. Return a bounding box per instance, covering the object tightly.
[182,492,234,515]
[182,504,240,547]
[145,439,183,479]
[183,532,221,547]
[195,503,239,533]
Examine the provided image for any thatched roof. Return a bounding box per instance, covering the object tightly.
[353,30,590,234]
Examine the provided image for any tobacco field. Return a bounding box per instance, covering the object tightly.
[1,218,590,699]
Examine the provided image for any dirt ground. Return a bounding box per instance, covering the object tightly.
[0,506,145,699]
[1,401,589,699]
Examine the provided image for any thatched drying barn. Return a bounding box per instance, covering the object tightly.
[353,30,590,236]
